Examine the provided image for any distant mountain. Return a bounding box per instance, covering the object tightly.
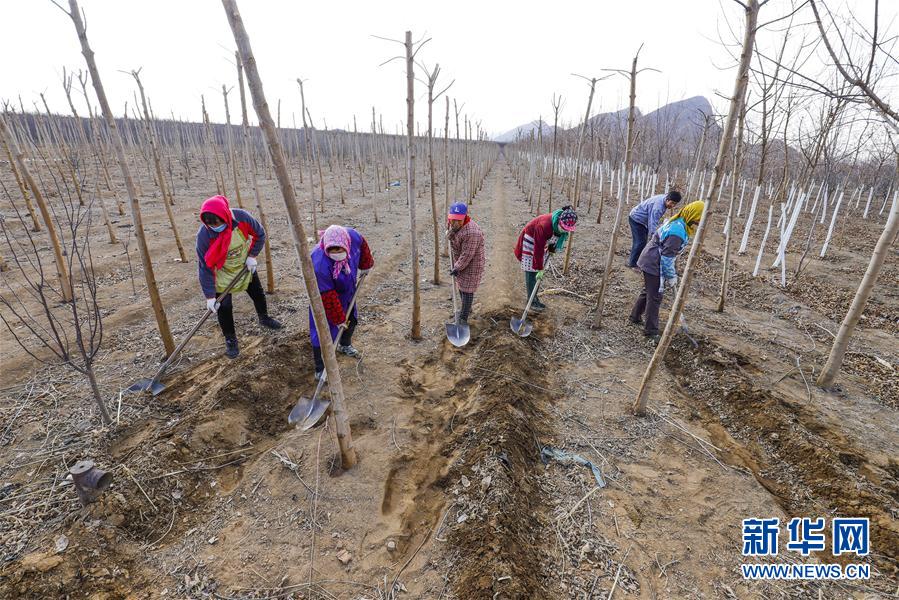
[494,120,554,143]
[643,96,718,139]
[583,106,641,131]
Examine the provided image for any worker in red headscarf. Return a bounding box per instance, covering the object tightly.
[196,195,282,359]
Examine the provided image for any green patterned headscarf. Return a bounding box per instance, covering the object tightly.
[551,208,570,251]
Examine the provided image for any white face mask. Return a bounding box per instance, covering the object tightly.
[328,250,347,262]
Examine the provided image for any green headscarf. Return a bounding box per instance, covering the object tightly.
[551,209,570,251]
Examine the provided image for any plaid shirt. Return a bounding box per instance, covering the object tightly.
[449,219,486,293]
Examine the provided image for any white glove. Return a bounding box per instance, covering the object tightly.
[206,298,218,313]
[663,275,679,290]
[245,256,258,274]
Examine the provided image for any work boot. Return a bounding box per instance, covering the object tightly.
[532,299,547,312]
[336,344,360,358]
[258,315,283,330]
[314,370,324,382]
[225,336,240,359]
[628,317,643,326]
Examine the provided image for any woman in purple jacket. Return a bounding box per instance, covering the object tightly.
[309,225,374,380]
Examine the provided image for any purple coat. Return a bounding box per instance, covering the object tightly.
[309,228,364,348]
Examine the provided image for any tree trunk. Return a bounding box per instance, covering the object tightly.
[547,103,560,212]
[133,72,188,262]
[0,117,73,303]
[594,52,640,328]
[563,79,597,274]
[84,360,112,425]
[405,31,422,340]
[221,0,356,468]
[442,96,450,258]
[716,98,746,312]
[237,51,276,293]
[0,133,41,232]
[66,0,175,356]
[633,0,759,415]
[297,79,318,233]
[427,73,440,285]
[817,186,898,387]
[222,85,244,208]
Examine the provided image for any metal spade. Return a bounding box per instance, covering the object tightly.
[511,261,549,337]
[126,265,250,395]
[288,273,368,430]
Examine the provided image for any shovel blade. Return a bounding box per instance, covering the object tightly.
[445,321,470,347]
[510,317,533,337]
[149,380,166,396]
[298,399,331,431]
[288,396,315,426]
[126,379,152,394]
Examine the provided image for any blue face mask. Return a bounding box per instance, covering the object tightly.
[210,223,227,233]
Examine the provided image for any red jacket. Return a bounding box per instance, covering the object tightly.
[514,213,554,271]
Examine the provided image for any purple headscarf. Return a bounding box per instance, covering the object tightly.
[319,225,352,279]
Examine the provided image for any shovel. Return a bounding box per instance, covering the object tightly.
[658,278,698,348]
[445,233,470,347]
[510,261,550,337]
[127,265,251,395]
[288,272,368,430]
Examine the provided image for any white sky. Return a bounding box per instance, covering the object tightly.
[1,0,894,136]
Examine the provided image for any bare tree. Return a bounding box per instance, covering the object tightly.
[236,51,276,293]
[419,62,453,285]
[543,94,563,213]
[819,186,897,387]
[220,0,357,468]
[131,69,188,262]
[296,78,319,233]
[634,0,762,415]
[716,95,747,312]
[1,115,74,303]
[562,73,608,275]
[55,0,176,355]
[593,45,648,328]
[405,32,423,339]
[0,178,111,424]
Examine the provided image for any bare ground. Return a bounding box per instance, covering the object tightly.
[1,153,897,599]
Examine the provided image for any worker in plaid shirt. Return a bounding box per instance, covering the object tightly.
[447,202,486,324]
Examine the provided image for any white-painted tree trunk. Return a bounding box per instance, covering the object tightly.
[738,185,761,254]
[819,190,844,257]
[753,203,774,277]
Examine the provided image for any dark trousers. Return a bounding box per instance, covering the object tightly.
[628,216,649,268]
[459,292,474,321]
[312,313,358,372]
[524,271,542,305]
[217,272,268,339]
[630,271,663,335]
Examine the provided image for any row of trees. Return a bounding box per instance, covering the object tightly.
[503,0,897,410]
[1,0,496,463]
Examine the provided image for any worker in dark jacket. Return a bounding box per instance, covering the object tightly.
[310,224,374,380]
[630,201,704,340]
[197,195,282,359]
[513,205,577,311]
[628,188,682,268]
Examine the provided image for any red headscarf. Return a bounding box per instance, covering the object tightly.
[200,195,233,270]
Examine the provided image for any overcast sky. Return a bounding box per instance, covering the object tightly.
[2,1,893,137]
